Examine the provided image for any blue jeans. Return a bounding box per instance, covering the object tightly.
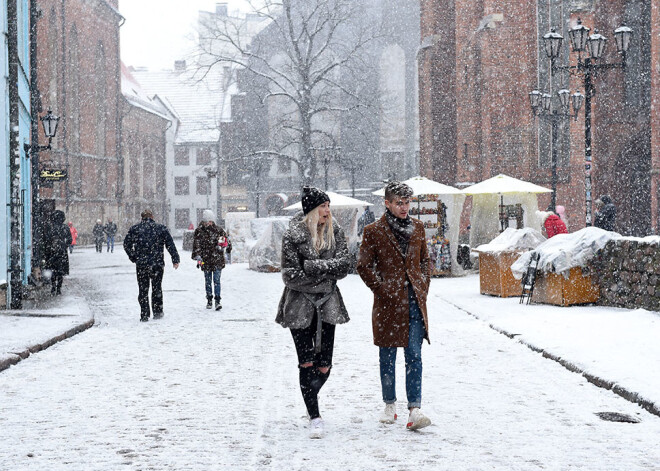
[204,269,222,299]
[379,287,426,409]
[106,236,115,252]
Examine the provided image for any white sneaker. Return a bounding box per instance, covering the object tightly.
[309,417,324,439]
[406,408,431,430]
[379,403,397,424]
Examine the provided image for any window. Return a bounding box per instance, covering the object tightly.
[277,156,291,174]
[196,208,207,225]
[175,147,189,166]
[197,176,211,195]
[174,176,189,195]
[175,209,190,229]
[196,147,212,165]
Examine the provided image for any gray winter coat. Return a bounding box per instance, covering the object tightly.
[276,213,352,329]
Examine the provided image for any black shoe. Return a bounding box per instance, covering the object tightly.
[153,312,164,320]
[140,316,149,322]
[51,287,57,296]
[56,288,62,296]
[215,298,222,310]
[206,297,213,309]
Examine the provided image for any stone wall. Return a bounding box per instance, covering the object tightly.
[591,239,660,311]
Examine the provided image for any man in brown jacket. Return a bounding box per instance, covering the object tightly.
[357,181,432,430]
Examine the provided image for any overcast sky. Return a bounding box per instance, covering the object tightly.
[119,0,249,70]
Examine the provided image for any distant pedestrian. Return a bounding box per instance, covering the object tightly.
[356,181,432,431]
[191,210,232,310]
[594,195,616,231]
[123,209,180,322]
[68,222,78,253]
[555,205,569,228]
[357,206,376,238]
[93,219,105,253]
[276,186,352,439]
[44,210,72,295]
[104,218,118,253]
[537,210,568,238]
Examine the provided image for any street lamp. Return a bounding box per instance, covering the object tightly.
[538,18,632,226]
[529,87,582,212]
[10,109,61,309]
[24,108,60,155]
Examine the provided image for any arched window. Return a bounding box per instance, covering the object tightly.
[95,42,107,158]
[68,25,82,195]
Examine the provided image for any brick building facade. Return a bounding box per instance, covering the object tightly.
[419,0,654,236]
[34,0,168,245]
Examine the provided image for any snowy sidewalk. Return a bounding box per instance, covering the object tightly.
[1,243,659,470]
[0,262,94,372]
[432,275,660,416]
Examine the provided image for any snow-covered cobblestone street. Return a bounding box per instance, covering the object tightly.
[1,244,659,470]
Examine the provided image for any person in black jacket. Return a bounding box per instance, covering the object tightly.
[104,218,118,253]
[191,209,232,310]
[594,195,616,231]
[92,220,105,253]
[123,209,180,322]
[44,210,73,295]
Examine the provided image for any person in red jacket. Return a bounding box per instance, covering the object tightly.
[537,210,568,238]
[68,222,78,253]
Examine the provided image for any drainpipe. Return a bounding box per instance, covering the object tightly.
[8,0,23,308]
[29,0,43,277]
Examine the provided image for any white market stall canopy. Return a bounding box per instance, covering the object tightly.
[461,174,552,195]
[283,191,372,211]
[372,176,462,196]
[461,174,552,248]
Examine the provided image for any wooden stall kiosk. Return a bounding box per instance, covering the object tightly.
[473,228,546,297]
[533,268,600,306]
[461,175,552,297]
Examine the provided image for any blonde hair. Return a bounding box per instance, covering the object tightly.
[303,207,336,252]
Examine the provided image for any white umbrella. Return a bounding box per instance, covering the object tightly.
[372,176,462,197]
[461,174,552,195]
[283,191,372,211]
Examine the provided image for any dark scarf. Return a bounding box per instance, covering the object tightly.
[385,208,414,254]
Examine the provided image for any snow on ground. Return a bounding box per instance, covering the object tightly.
[433,275,660,411]
[0,243,659,470]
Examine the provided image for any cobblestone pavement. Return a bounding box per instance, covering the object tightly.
[1,247,659,470]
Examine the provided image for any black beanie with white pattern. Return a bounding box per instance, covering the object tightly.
[301,186,330,215]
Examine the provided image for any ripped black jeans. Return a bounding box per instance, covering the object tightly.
[290,312,336,419]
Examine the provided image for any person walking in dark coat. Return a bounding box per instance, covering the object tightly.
[92,219,105,253]
[276,186,352,439]
[104,218,118,253]
[191,209,232,310]
[123,209,180,322]
[594,195,616,231]
[44,210,73,295]
[356,181,432,431]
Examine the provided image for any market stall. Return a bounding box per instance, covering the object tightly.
[461,174,552,248]
[510,227,619,306]
[372,176,465,276]
[473,228,545,297]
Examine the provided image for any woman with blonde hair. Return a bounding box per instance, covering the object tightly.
[276,186,352,439]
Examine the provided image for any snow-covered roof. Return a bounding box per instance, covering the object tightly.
[121,63,171,121]
[475,227,546,254]
[511,227,620,278]
[462,174,552,195]
[130,64,236,144]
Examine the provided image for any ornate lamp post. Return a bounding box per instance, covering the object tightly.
[24,108,60,305]
[538,19,633,226]
[529,85,583,212]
